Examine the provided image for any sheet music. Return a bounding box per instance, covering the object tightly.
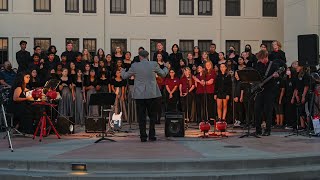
[25,90,33,98]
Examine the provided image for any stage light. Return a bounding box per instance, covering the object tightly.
[71,163,87,172]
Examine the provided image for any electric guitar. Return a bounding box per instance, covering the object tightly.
[251,67,285,95]
[111,87,122,130]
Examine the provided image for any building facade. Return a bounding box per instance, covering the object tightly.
[284,0,320,63]
[0,0,284,68]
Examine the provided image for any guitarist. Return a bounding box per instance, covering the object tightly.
[254,50,280,136]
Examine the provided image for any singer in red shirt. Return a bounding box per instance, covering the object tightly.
[179,67,195,122]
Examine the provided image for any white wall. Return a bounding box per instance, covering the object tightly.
[0,0,284,68]
[284,0,320,64]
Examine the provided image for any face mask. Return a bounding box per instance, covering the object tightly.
[228,50,234,54]
[245,48,250,52]
[286,71,291,76]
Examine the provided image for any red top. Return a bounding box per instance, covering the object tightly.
[196,74,205,94]
[180,76,194,94]
[165,77,180,91]
[205,70,216,94]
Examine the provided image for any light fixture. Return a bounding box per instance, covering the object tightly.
[71,163,87,172]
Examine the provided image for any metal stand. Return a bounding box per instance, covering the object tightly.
[1,104,13,152]
[95,108,116,143]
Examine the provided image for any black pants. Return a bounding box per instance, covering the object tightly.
[234,101,245,123]
[254,91,276,133]
[284,98,296,127]
[196,94,205,123]
[136,98,158,140]
[180,93,193,121]
[166,91,179,112]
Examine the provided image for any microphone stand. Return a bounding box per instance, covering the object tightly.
[229,71,237,133]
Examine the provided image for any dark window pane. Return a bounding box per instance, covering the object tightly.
[0,38,8,64]
[150,39,166,60]
[198,0,212,16]
[66,0,79,13]
[150,0,166,15]
[198,40,212,53]
[226,40,240,55]
[111,39,127,54]
[110,0,126,14]
[34,0,51,12]
[0,0,8,11]
[180,40,194,59]
[262,40,274,52]
[83,0,96,13]
[66,38,80,52]
[34,38,51,51]
[263,0,277,17]
[226,0,240,16]
[179,0,194,15]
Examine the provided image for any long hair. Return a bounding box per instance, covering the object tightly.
[12,71,30,92]
[204,60,214,75]
[181,67,193,88]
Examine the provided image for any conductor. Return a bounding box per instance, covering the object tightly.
[121,50,169,142]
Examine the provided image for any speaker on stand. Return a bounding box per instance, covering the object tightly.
[298,34,319,66]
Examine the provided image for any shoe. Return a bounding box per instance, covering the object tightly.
[233,120,241,127]
[255,131,262,136]
[262,131,270,136]
[148,137,157,142]
[141,138,147,142]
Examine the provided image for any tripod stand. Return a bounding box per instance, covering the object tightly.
[89,93,117,143]
[1,104,13,152]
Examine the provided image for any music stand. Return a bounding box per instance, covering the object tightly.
[88,93,116,143]
[237,69,262,138]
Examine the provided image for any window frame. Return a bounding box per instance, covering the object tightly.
[83,38,97,57]
[34,0,51,12]
[110,0,127,14]
[0,0,8,11]
[179,0,194,15]
[150,0,166,15]
[110,39,127,54]
[179,39,195,59]
[65,0,79,13]
[34,38,51,51]
[66,38,80,52]
[0,37,8,64]
[225,0,241,16]
[198,0,212,16]
[83,0,96,13]
[262,0,277,17]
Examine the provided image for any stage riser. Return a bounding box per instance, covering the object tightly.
[0,156,320,172]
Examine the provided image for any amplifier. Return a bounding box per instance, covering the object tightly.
[85,116,106,133]
[55,116,75,134]
[165,112,185,137]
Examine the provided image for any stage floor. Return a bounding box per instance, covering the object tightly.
[0,123,319,161]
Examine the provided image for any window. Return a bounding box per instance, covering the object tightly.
[34,0,51,12]
[110,0,126,14]
[34,38,51,51]
[0,0,8,11]
[179,0,194,15]
[263,0,277,17]
[66,38,80,52]
[0,38,8,64]
[65,0,79,13]
[198,0,212,16]
[226,0,240,16]
[226,40,240,54]
[83,0,96,13]
[83,38,97,57]
[111,39,127,54]
[150,39,166,61]
[179,40,194,59]
[150,0,166,15]
[198,40,212,53]
[262,40,274,52]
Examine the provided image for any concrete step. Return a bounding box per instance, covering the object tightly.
[1,155,320,172]
[0,164,320,180]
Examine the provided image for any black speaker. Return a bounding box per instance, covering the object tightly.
[55,116,75,134]
[85,116,106,133]
[165,112,185,137]
[298,34,319,66]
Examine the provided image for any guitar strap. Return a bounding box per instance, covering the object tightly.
[264,61,273,79]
